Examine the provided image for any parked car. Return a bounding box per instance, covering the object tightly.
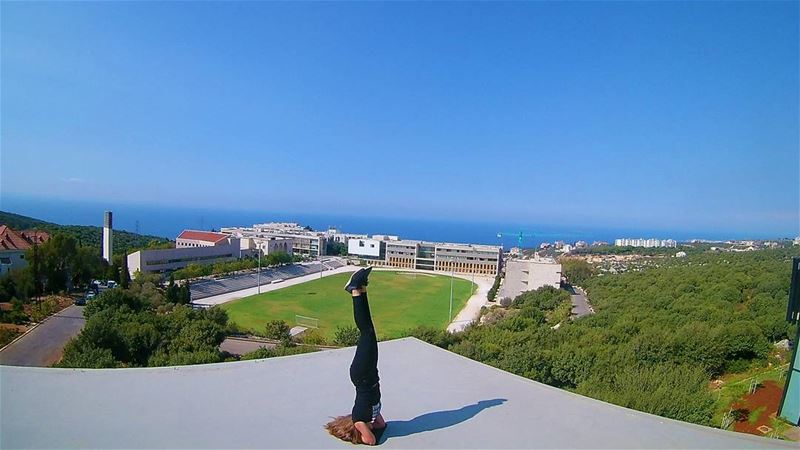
[107,281,117,289]
[74,296,86,306]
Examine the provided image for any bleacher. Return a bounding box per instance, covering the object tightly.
[189,259,345,300]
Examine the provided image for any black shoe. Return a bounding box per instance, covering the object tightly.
[344,268,368,294]
[363,266,373,286]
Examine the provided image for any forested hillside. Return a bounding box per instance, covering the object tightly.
[0,211,170,255]
[412,248,799,428]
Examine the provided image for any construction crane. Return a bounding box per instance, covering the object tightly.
[496,231,536,250]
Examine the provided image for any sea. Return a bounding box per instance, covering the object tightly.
[0,195,768,248]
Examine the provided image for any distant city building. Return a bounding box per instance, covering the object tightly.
[675,251,687,258]
[554,241,565,249]
[222,223,326,257]
[560,244,573,253]
[240,236,293,257]
[614,238,677,248]
[794,236,800,246]
[0,226,50,276]
[371,234,400,241]
[326,232,368,245]
[127,230,240,275]
[591,241,609,247]
[574,241,588,249]
[539,242,551,249]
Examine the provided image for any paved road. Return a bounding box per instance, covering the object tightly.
[0,305,86,367]
[566,284,593,318]
[220,337,277,356]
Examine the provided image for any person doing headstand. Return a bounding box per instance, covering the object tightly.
[326,267,386,445]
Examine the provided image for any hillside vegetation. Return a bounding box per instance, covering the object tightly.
[412,248,798,427]
[0,210,170,255]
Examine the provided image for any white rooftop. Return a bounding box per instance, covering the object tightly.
[1,338,793,449]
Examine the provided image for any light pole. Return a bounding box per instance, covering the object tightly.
[257,246,262,295]
[449,256,455,322]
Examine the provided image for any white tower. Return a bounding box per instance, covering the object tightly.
[103,211,113,263]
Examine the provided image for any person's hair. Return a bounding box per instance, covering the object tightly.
[325,414,362,444]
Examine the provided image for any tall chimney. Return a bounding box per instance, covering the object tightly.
[103,211,113,263]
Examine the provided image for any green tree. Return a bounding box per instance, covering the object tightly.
[264,320,291,342]
[166,274,179,303]
[560,258,594,285]
[119,256,131,289]
[333,325,360,346]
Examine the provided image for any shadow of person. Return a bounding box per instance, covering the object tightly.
[380,398,507,442]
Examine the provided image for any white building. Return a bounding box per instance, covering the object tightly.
[222,224,326,257]
[347,238,384,260]
[499,258,562,301]
[372,234,400,241]
[614,238,677,248]
[369,239,502,276]
[128,231,240,275]
[177,230,233,248]
[240,236,293,257]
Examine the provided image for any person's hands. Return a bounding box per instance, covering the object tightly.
[354,421,376,445]
[362,431,376,445]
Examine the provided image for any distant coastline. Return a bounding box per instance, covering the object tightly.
[0,194,792,247]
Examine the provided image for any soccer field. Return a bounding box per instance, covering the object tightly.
[220,270,476,340]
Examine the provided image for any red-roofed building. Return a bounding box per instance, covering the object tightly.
[176,230,230,248]
[0,225,51,276]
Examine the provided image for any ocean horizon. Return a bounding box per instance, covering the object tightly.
[0,195,788,247]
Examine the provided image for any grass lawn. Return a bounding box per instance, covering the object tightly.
[221,270,476,340]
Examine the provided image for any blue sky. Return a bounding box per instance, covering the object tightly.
[2,2,798,236]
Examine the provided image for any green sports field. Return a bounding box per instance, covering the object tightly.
[221,270,476,339]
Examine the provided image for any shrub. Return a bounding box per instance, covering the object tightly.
[300,329,328,346]
[241,344,319,360]
[406,325,458,348]
[333,325,360,346]
[0,327,22,347]
[264,320,291,341]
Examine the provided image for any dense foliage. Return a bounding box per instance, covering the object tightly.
[326,241,347,256]
[0,233,107,305]
[58,287,229,368]
[240,343,319,360]
[333,325,360,346]
[560,258,594,285]
[414,248,798,427]
[487,273,501,301]
[264,320,292,342]
[0,210,170,256]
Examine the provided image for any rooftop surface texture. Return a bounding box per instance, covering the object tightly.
[0,225,50,251]
[177,230,230,243]
[1,338,793,449]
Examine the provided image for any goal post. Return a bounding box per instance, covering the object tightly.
[295,314,319,329]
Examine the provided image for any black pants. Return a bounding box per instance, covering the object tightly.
[349,293,378,387]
